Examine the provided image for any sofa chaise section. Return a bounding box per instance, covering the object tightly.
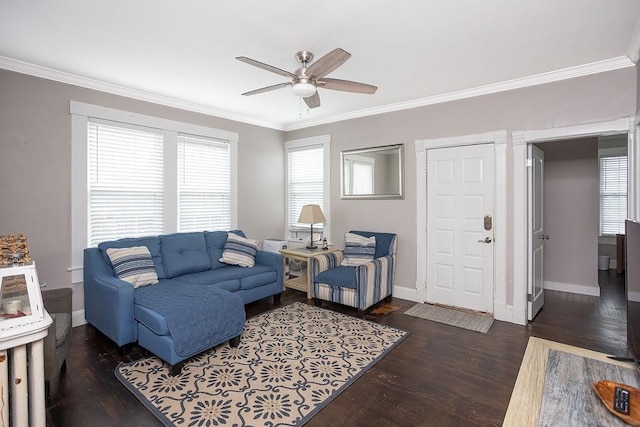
[83,230,283,353]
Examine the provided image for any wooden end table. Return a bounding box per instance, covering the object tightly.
[280,246,340,299]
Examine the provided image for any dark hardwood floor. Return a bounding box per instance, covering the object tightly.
[46,271,627,426]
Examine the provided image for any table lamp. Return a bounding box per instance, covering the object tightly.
[297,204,326,249]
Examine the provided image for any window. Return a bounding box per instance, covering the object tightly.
[343,155,375,195]
[72,101,238,283]
[285,135,330,238]
[178,135,231,232]
[599,148,627,236]
[88,121,165,246]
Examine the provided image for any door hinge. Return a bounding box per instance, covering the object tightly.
[526,158,532,167]
[527,293,533,302]
[425,164,428,174]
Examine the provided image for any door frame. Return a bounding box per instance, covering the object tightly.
[513,116,638,325]
[415,130,508,318]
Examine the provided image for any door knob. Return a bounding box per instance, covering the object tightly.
[477,237,492,243]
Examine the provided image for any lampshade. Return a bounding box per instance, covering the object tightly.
[291,81,317,97]
[298,204,326,225]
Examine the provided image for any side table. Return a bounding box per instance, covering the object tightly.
[280,247,340,299]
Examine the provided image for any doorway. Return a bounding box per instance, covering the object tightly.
[426,143,495,312]
[415,130,508,317]
[513,116,637,324]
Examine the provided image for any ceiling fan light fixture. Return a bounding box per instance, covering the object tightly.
[291,81,316,97]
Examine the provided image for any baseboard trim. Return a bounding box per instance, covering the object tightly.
[393,285,420,303]
[493,303,512,323]
[72,309,87,327]
[544,281,600,297]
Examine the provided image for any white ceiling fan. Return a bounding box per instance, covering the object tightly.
[236,48,377,109]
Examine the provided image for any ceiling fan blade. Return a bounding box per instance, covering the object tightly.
[318,78,377,94]
[305,48,351,78]
[236,56,297,79]
[304,92,321,109]
[241,82,291,96]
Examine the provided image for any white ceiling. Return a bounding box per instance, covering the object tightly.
[1,0,640,130]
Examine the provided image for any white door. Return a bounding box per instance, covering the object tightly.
[426,144,495,313]
[528,145,545,320]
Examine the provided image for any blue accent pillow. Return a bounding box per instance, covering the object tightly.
[350,231,395,258]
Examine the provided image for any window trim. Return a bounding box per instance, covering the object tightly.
[70,101,238,283]
[284,134,330,241]
[598,146,627,244]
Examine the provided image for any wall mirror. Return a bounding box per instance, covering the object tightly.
[341,144,404,199]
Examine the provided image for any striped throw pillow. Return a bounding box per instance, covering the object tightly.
[341,233,376,267]
[219,233,258,267]
[106,246,159,288]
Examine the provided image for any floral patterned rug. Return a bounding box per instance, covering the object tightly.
[115,302,408,426]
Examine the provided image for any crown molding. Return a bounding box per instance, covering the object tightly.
[0,56,284,131]
[1,55,633,133]
[282,56,634,131]
[627,17,640,63]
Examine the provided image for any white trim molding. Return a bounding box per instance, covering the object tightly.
[544,281,600,297]
[72,310,87,328]
[1,55,632,132]
[627,17,640,63]
[513,116,637,325]
[414,130,508,320]
[284,57,633,131]
[392,285,420,303]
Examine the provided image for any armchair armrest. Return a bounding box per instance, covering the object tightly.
[41,288,72,315]
[354,254,395,307]
[309,251,344,283]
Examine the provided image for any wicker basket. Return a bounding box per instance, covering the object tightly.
[0,234,31,267]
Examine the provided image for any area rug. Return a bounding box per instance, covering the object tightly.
[404,303,494,333]
[115,302,408,426]
[503,337,638,426]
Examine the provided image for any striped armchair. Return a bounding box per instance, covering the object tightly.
[309,231,397,317]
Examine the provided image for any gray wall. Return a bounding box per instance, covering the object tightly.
[0,69,285,310]
[537,138,599,291]
[286,67,636,300]
[1,65,636,313]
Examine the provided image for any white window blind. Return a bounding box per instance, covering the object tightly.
[288,145,324,229]
[352,161,374,194]
[88,121,164,246]
[178,135,231,232]
[600,154,627,235]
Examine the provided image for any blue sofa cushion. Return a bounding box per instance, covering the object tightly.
[350,231,395,258]
[98,236,166,279]
[160,232,211,278]
[204,230,248,269]
[315,266,358,289]
[135,304,170,336]
[204,231,229,270]
[172,270,241,292]
[134,281,245,357]
[240,267,278,290]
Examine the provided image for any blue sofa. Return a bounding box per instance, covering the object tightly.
[84,230,283,369]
